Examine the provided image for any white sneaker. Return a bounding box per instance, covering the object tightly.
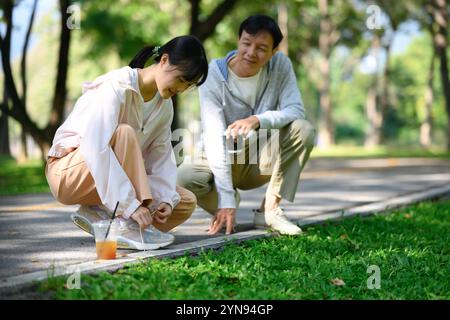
[115,218,175,250]
[253,207,302,235]
[71,205,112,235]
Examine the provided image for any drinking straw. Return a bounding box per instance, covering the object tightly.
[104,201,119,240]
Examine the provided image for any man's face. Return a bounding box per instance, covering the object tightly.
[235,30,276,76]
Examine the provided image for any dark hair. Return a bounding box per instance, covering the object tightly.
[238,15,283,49]
[128,35,208,86]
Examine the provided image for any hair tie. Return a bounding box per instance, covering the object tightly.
[152,46,161,57]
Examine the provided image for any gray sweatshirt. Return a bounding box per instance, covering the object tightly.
[198,50,305,209]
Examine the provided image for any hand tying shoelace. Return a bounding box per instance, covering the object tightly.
[138,208,160,252]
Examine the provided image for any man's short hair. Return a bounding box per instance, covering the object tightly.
[238,14,283,49]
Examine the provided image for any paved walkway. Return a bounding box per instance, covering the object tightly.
[1,157,450,293]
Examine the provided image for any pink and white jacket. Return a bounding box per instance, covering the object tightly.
[48,66,180,218]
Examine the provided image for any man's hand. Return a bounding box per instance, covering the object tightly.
[153,202,172,224]
[208,208,236,235]
[130,206,153,229]
[226,116,260,139]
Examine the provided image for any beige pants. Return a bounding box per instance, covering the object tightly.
[45,124,196,232]
[177,119,316,214]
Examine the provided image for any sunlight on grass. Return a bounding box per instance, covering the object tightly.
[0,156,49,195]
[311,145,450,159]
[1,146,449,196]
[39,200,450,300]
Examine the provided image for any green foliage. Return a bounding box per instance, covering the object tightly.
[39,200,450,299]
[330,49,369,144]
[3,0,449,159]
[78,0,189,64]
[388,32,446,145]
[0,156,49,195]
[310,145,450,158]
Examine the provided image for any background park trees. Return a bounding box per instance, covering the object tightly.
[1,0,449,161]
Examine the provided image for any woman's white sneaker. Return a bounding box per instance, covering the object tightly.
[115,218,175,250]
[71,205,112,235]
[253,207,302,235]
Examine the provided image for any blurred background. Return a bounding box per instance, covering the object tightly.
[0,0,449,165]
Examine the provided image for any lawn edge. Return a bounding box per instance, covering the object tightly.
[1,184,450,298]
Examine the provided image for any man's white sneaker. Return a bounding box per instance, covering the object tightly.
[253,207,302,235]
[71,205,112,235]
[115,218,175,250]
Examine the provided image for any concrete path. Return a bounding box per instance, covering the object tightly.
[1,157,450,294]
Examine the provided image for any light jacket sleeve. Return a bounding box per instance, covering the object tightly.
[143,110,180,209]
[79,81,141,218]
[199,77,236,209]
[255,54,305,129]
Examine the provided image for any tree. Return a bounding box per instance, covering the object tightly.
[79,0,240,131]
[427,0,450,149]
[277,1,289,55]
[364,34,382,147]
[374,1,410,144]
[317,0,334,146]
[0,0,72,157]
[0,0,38,161]
[189,0,239,42]
[420,42,436,147]
[0,0,13,157]
[295,0,362,147]
[17,0,38,162]
[179,0,239,131]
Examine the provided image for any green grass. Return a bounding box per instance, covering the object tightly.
[0,156,49,195]
[39,200,450,299]
[1,147,449,196]
[311,145,450,159]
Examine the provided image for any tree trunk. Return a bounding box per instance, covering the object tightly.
[428,0,450,150]
[0,1,47,146]
[0,0,72,155]
[365,85,381,147]
[379,33,394,144]
[48,0,72,136]
[278,1,289,55]
[317,0,334,147]
[365,34,382,147]
[420,50,436,147]
[15,0,38,162]
[20,0,38,107]
[0,0,13,157]
[174,0,238,131]
[17,128,28,164]
[189,0,239,42]
[0,112,11,156]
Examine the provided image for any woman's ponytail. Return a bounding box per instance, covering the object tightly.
[128,45,161,68]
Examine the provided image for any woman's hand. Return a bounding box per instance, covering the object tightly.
[130,206,153,229]
[153,202,173,224]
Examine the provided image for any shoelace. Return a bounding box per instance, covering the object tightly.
[139,208,159,252]
[139,227,146,252]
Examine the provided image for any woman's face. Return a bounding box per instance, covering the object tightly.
[156,54,196,99]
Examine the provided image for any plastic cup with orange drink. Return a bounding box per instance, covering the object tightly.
[92,220,119,260]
